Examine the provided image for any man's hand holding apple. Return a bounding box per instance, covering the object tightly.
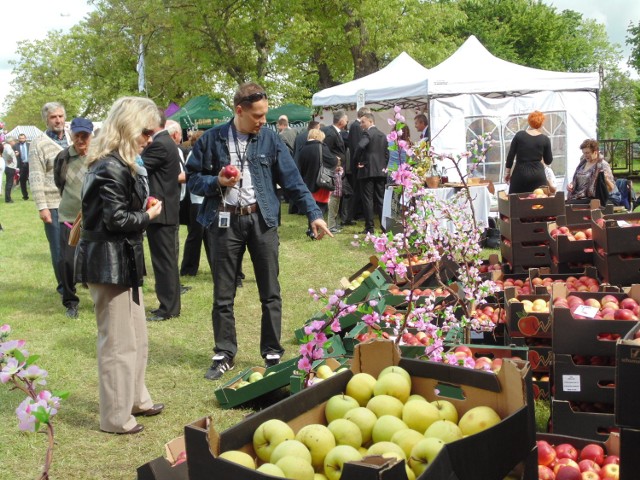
[218,165,241,187]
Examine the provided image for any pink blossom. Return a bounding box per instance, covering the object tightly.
[298,357,312,372]
[330,319,341,332]
[17,365,48,386]
[394,106,402,113]
[1,357,24,383]
[387,118,396,126]
[387,130,398,142]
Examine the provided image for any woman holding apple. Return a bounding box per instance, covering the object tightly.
[74,96,165,435]
[503,111,553,194]
[567,138,617,204]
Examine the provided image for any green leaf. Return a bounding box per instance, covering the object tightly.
[53,390,71,400]
[25,355,40,367]
[31,407,49,424]
[12,350,26,363]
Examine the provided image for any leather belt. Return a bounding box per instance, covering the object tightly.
[226,203,259,215]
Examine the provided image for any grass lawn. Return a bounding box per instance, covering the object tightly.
[0,197,543,478]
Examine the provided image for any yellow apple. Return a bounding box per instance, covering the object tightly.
[345,372,376,407]
[458,406,501,436]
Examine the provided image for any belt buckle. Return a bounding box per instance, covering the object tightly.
[239,205,250,215]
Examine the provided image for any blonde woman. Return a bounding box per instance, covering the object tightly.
[74,97,164,434]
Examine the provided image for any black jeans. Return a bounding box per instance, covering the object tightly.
[4,167,15,201]
[180,203,211,276]
[208,211,284,360]
[360,176,386,232]
[58,223,79,308]
[19,163,29,199]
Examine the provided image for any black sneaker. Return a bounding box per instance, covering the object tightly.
[264,354,281,368]
[204,355,235,380]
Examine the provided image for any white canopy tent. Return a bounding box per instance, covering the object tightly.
[312,36,600,188]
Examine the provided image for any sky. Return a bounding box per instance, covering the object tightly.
[1,0,639,120]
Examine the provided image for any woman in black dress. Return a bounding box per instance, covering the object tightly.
[504,111,553,194]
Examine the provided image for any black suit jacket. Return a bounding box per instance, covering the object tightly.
[322,125,346,163]
[13,141,29,168]
[142,130,182,225]
[354,126,389,179]
[347,120,364,175]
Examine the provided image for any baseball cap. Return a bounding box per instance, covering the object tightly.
[70,117,94,134]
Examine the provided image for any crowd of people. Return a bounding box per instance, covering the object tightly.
[4,97,634,435]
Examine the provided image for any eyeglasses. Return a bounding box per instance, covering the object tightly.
[239,92,268,104]
[141,129,154,138]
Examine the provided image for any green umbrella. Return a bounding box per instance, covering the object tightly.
[169,95,232,130]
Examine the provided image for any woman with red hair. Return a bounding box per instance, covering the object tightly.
[503,111,553,194]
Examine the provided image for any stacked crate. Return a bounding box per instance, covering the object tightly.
[547,215,595,274]
[503,286,553,400]
[498,190,564,273]
[550,284,640,441]
[592,209,640,287]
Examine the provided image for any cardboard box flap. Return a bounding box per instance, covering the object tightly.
[341,456,408,479]
[351,339,401,378]
[164,436,186,464]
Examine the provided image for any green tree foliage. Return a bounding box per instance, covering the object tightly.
[1,0,637,142]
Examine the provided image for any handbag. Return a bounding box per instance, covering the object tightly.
[315,143,335,191]
[68,211,82,247]
[594,166,609,206]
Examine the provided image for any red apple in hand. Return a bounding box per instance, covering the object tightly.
[146,196,158,210]
[222,164,240,178]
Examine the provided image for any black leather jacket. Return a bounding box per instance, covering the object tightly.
[74,152,150,289]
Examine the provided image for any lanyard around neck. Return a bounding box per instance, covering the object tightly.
[230,122,252,189]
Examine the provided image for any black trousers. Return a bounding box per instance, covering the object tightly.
[342,173,362,223]
[180,203,211,276]
[207,212,284,360]
[19,163,29,199]
[360,176,386,231]
[146,223,181,317]
[58,223,79,308]
[4,167,15,201]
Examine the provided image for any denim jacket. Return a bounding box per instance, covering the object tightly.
[186,120,322,229]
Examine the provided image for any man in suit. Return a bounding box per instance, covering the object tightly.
[343,107,371,226]
[415,113,430,142]
[322,110,348,164]
[277,115,297,155]
[354,112,389,234]
[142,109,183,321]
[14,133,30,200]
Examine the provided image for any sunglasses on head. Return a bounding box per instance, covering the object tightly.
[239,92,268,104]
[141,128,154,137]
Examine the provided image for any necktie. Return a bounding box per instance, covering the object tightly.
[21,144,27,162]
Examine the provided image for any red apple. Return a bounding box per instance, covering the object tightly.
[554,464,582,480]
[537,440,557,467]
[583,298,601,309]
[580,472,599,480]
[614,308,635,320]
[146,196,158,210]
[577,459,601,474]
[601,295,620,306]
[600,463,620,479]
[602,455,620,466]
[222,164,240,178]
[538,464,556,480]
[620,298,639,311]
[555,443,579,461]
[579,444,604,465]
[454,345,473,358]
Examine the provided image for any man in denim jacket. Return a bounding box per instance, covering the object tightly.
[187,82,332,380]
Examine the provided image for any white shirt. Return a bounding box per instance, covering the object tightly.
[2,143,17,169]
[223,129,256,207]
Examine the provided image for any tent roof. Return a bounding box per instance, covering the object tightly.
[427,35,600,96]
[312,52,430,108]
[169,95,232,130]
[6,125,44,141]
[266,103,313,123]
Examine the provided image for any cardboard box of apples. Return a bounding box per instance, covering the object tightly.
[591,209,640,256]
[551,284,640,357]
[183,340,535,480]
[615,322,640,428]
[547,218,594,265]
[551,398,617,443]
[498,188,564,221]
[137,436,188,480]
[563,199,611,225]
[504,286,552,338]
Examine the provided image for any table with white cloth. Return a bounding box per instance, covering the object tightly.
[382,184,493,233]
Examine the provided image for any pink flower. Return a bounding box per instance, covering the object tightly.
[1,357,24,383]
[298,357,312,372]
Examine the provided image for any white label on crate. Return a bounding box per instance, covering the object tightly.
[562,375,581,392]
[573,305,598,318]
[617,220,632,227]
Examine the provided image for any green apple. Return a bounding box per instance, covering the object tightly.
[430,399,459,424]
[405,463,416,480]
[458,406,501,436]
[391,428,425,458]
[275,455,315,480]
[295,424,336,470]
[218,450,256,469]
[336,367,349,373]
[378,365,411,384]
[325,394,359,423]
[424,420,463,444]
[343,407,377,444]
[327,418,362,449]
[402,399,440,433]
[253,418,295,462]
[256,463,285,476]
[366,394,404,418]
[316,365,335,379]
[409,437,445,477]
[371,415,408,443]
[345,372,376,407]
[373,372,411,403]
[407,394,428,403]
[270,439,312,465]
[248,371,263,383]
[323,445,363,480]
[314,474,329,480]
[367,441,406,459]
[361,270,372,279]
[236,380,250,388]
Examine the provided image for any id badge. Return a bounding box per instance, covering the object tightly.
[218,211,230,228]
